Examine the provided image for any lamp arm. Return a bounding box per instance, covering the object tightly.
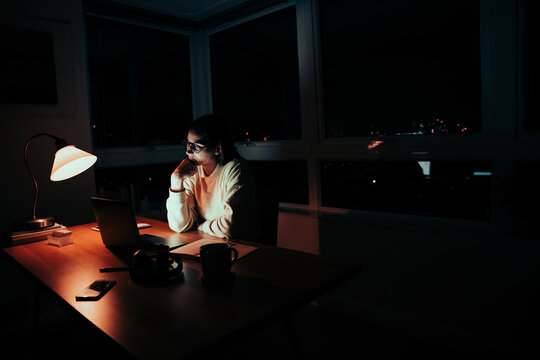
[24,133,68,219]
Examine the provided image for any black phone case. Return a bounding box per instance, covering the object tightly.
[75,280,116,301]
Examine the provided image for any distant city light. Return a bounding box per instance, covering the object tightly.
[370,116,470,137]
[473,171,492,176]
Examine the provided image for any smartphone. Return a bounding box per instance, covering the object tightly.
[75,280,116,301]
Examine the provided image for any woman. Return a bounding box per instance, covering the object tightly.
[166,115,260,240]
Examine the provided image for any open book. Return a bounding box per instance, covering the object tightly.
[171,239,258,260]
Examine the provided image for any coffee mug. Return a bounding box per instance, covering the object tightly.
[200,243,238,282]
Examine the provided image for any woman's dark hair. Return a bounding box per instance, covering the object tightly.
[189,114,240,165]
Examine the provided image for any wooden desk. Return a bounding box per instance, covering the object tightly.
[2,217,360,359]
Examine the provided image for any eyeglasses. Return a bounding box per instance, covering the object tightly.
[182,139,208,154]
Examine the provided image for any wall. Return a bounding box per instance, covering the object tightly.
[277,211,319,254]
[0,0,96,334]
[0,0,96,231]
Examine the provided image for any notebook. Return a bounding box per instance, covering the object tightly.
[90,197,186,252]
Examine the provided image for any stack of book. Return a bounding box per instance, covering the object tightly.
[2,223,66,247]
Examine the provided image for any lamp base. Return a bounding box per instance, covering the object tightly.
[20,217,55,230]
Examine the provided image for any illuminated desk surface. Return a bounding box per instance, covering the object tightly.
[2,217,360,359]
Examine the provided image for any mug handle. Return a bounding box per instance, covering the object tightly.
[230,246,239,265]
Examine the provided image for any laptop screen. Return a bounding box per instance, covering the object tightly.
[90,197,142,249]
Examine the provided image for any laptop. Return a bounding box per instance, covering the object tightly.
[90,197,186,252]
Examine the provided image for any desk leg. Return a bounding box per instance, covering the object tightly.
[32,286,41,358]
[284,315,303,360]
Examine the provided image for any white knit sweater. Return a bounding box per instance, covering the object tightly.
[166,158,259,240]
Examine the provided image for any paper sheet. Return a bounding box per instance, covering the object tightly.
[171,239,258,259]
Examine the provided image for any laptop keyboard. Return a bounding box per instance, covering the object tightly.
[140,234,186,251]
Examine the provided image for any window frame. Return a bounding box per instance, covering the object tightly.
[213,0,531,236]
[86,12,196,167]
[88,0,540,238]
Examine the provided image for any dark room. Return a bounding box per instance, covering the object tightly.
[1,0,539,358]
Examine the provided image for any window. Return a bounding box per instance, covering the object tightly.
[210,6,301,142]
[249,160,309,204]
[84,1,538,242]
[87,16,193,148]
[321,160,491,220]
[318,0,481,138]
[93,160,310,220]
[525,0,540,131]
[95,163,177,220]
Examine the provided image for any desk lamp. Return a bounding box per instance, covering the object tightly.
[20,132,97,230]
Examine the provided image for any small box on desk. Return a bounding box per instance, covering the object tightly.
[47,229,73,247]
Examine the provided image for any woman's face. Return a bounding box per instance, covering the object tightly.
[185,130,218,166]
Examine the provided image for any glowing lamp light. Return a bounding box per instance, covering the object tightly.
[20,133,97,230]
[51,145,97,181]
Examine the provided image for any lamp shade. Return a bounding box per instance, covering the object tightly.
[50,145,97,181]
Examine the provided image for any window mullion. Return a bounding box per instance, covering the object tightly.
[190,30,213,119]
[297,0,321,211]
